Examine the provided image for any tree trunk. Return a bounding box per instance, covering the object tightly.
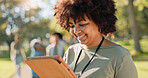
[128,0,142,53]
[125,20,129,41]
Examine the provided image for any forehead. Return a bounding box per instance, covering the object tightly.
[14,36,20,39]
[69,15,89,24]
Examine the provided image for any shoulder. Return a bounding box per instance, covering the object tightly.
[46,44,55,48]
[11,41,15,44]
[59,40,66,45]
[101,46,134,67]
[115,46,133,61]
[67,43,81,52]
[114,46,130,57]
[100,45,131,62]
[65,43,81,55]
[103,45,130,55]
[111,46,138,78]
[10,41,15,46]
[107,46,133,64]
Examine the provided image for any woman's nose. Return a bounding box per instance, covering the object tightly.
[73,26,81,34]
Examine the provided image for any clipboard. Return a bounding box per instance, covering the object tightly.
[26,56,78,78]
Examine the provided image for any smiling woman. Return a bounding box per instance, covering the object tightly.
[69,15,102,47]
[54,0,138,78]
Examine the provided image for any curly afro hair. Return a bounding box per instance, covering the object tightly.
[54,0,117,36]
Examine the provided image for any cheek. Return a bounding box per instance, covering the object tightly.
[79,26,85,30]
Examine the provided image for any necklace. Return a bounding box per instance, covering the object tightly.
[73,37,104,78]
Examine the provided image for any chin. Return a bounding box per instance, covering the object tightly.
[79,40,88,45]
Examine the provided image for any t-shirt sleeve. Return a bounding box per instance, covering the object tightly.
[115,54,138,78]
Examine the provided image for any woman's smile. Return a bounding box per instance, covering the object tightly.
[69,15,102,47]
[77,34,87,41]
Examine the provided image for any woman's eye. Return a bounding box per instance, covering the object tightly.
[79,24,85,26]
[79,23,88,26]
[79,24,84,26]
[70,26,75,28]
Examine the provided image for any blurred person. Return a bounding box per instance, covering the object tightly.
[30,38,46,78]
[46,32,66,57]
[54,0,138,78]
[10,35,26,78]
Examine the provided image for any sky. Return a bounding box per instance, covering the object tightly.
[35,0,58,19]
[22,0,58,19]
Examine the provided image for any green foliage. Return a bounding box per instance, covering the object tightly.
[0,17,7,26]
[136,7,148,36]
[135,0,148,11]
[114,38,148,56]
[114,0,128,6]
[0,17,10,44]
[49,17,66,33]
[48,17,73,42]
[0,26,14,45]
[140,39,148,52]
[0,0,51,44]
[114,0,148,39]
[18,19,50,41]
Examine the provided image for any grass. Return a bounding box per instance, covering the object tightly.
[134,61,148,78]
[0,58,15,78]
[0,38,147,78]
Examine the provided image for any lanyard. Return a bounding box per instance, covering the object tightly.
[73,37,104,78]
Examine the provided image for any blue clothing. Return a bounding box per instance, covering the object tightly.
[15,55,23,64]
[15,55,23,78]
[30,48,44,78]
[31,49,44,57]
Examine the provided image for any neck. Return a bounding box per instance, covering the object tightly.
[86,36,104,47]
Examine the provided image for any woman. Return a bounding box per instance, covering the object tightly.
[54,0,138,78]
[10,35,26,78]
[46,32,65,57]
[30,39,46,78]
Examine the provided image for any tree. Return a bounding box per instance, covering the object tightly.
[20,19,50,41]
[128,0,142,53]
[0,0,52,53]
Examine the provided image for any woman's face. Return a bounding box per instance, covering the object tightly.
[14,36,20,43]
[69,15,102,47]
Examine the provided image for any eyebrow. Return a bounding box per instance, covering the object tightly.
[76,19,83,23]
[69,22,73,24]
[69,19,84,25]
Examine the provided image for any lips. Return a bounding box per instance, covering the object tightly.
[77,34,87,40]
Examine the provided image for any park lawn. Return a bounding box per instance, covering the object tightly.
[0,58,15,78]
[134,61,148,78]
